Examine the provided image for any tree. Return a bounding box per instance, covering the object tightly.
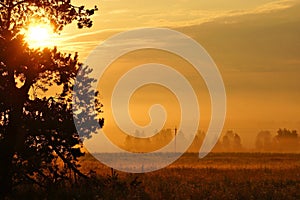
[221,130,243,152]
[233,133,242,150]
[255,131,272,151]
[222,135,230,150]
[188,130,205,152]
[273,128,299,152]
[0,0,101,196]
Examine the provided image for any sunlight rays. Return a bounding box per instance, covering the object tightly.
[23,24,58,49]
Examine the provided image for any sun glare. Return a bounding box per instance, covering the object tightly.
[24,24,56,48]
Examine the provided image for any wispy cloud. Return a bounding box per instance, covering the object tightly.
[108,9,130,14]
[59,28,122,42]
[56,28,125,59]
[57,0,298,58]
[253,0,296,13]
[141,0,297,27]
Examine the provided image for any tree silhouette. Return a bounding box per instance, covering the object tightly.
[0,0,101,196]
[221,130,243,152]
[188,130,205,152]
[255,131,272,151]
[273,128,299,152]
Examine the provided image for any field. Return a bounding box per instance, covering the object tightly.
[75,153,300,200]
[11,153,300,199]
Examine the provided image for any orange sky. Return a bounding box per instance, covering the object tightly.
[49,0,300,149]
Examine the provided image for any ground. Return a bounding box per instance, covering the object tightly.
[77,152,300,199]
[9,153,300,199]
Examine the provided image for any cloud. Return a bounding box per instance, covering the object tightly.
[57,0,299,59]
[252,0,296,13]
[60,29,122,42]
[108,9,130,14]
[56,28,124,58]
[166,0,297,27]
[100,0,298,28]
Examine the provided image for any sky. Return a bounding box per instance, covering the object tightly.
[51,0,300,149]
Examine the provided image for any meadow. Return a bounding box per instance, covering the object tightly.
[10,152,300,199]
[75,152,300,200]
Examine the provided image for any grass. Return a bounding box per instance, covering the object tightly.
[10,153,300,199]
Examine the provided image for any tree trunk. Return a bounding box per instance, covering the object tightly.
[0,138,14,197]
[0,104,24,197]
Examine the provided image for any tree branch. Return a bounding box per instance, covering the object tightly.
[24,174,47,188]
[53,147,88,179]
[0,2,8,8]
[12,0,27,8]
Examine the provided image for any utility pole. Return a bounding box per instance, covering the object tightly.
[174,126,177,153]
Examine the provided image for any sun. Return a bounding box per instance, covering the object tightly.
[24,24,56,48]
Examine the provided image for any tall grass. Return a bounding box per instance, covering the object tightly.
[9,153,300,199]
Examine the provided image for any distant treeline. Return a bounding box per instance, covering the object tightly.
[122,128,300,153]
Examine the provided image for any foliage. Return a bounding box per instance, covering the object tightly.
[255,129,299,152]
[10,169,149,200]
[0,0,101,196]
[221,130,242,152]
[276,128,298,139]
[0,0,98,38]
[255,131,272,151]
[273,128,299,152]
